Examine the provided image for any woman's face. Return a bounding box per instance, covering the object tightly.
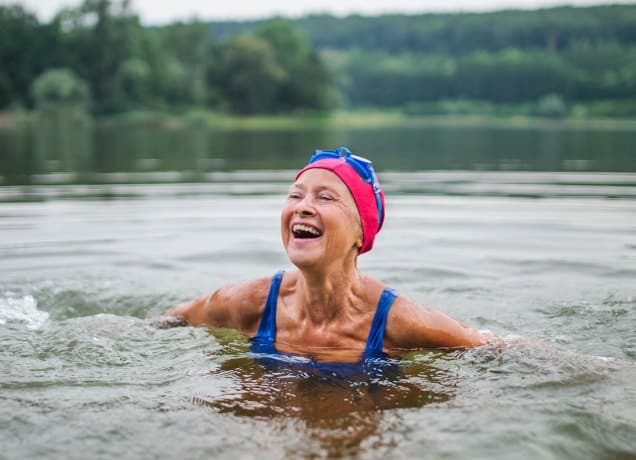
[281,169,362,269]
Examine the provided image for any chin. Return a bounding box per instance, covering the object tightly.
[286,237,334,268]
[285,247,323,269]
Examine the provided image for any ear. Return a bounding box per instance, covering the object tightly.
[354,234,363,250]
[353,221,363,251]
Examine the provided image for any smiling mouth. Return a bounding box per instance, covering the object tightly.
[292,224,322,239]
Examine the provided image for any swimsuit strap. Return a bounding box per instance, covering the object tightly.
[364,288,398,355]
[254,270,285,342]
[254,273,397,356]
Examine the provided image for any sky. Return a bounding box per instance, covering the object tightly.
[3,0,635,24]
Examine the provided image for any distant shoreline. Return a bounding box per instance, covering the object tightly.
[2,109,636,132]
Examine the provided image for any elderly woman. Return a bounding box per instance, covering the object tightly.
[166,147,490,362]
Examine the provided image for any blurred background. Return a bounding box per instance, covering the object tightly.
[1,0,636,182]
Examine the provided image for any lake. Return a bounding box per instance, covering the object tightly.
[1,118,635,459]
[2,115,636,185]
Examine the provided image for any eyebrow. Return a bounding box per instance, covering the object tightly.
[289,183,341,195]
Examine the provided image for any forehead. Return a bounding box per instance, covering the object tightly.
[293,168,360,222]
[293,168,349,193]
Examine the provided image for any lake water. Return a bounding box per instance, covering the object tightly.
[2,117,636,185]
[1,121,635,459]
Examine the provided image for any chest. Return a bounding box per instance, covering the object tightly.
[273,300,376,352]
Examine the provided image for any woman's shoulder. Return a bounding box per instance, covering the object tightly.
[165,272,285,332]
[359,274,390,300]
[209,274,277,333]
[214,275,275,311]
[384,294,488,349]
[383,294,440,349]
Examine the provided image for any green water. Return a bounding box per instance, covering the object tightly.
[2,117,636,186]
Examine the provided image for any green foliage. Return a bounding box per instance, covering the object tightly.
[404,100,496,116]
[211,35,285,114]
[256,20,309,72]
[156,20,214,106]
[0,5,65,107]
[455,49,571,102]
[285,52,334,111]
[0,3,332,114]
[323,41,636,111]
[571,99,636,118]
[31,68,90,108]
[2,3,636,116]
[207,5,636,115]
[41,0,142,112]
[117,58,151,105]
[207,20,333,113]
[254,20,332,112]
[535,94,567,118]
[294,6,636,54]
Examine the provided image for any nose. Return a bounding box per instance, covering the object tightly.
[294,195,316,217]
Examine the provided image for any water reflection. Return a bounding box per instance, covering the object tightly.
[193,349,456,456]
[2,116,636,186]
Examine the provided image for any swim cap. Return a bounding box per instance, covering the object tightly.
[295,147,385,254]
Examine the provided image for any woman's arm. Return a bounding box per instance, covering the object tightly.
[163,277,270,335]
[165,292,219,326]
[386,296,492,349]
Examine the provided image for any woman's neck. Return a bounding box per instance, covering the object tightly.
[294,261,365,326]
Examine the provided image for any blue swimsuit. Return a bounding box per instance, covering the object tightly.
[250,271,399,376]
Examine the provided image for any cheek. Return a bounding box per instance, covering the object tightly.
[280,201,301,234]
[340,204,361,233]
[280,205,290,234]
[344,209,363,246]
[329,207,362,242]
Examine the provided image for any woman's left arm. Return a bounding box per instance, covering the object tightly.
[386,296,493,349]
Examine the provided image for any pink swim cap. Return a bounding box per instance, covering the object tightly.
[295,147,385,254]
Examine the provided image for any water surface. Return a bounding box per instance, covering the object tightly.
[3,118,636,186]
[1,169,635,459]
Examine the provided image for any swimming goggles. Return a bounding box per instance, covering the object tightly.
[308,146,384,228]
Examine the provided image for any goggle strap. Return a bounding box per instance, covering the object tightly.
[336,146,352,157]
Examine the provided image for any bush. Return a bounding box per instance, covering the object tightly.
[31,68,90,109]
[534,93,567,118]
[403,99,495,116]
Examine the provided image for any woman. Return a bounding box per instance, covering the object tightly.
[166,147,491,362]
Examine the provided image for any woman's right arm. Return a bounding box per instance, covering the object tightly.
[163,277,270,334]
[166,292,220,327]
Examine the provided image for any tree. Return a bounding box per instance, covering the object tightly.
[0,5,65,108]
[116,58,151,105]
[57,0,143,112]
[255,20,332,111]
[31,68,90,108]
[157,20,215,106]
[211,36,284,114]
[286,52,333,110]
[256,20,309,73]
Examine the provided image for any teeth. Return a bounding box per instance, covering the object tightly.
[292,224,321,236]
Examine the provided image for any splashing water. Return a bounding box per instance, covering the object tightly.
[0,294,49,329]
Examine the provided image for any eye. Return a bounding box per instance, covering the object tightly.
[287,191,302,200]
[318,193,334,201]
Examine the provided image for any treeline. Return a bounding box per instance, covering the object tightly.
[298,6,636,54]
[2,2,636,117]
[0,1,331,114]
[211,5,636,116]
